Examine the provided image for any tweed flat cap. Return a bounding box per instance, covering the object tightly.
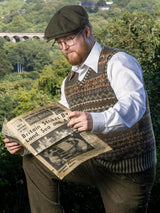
[45,5,89,41]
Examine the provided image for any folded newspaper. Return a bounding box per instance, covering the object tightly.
[2,102,112,179]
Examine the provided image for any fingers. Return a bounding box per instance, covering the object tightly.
[67,111,93,132]
[4,138,10,143]
[4,138,24,154]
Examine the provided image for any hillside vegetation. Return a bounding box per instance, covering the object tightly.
[0,0,160,212]
[0,0,160,32]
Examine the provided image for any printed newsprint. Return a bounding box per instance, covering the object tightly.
[2,102,112,180]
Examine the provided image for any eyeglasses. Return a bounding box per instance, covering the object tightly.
[52,29,83,49]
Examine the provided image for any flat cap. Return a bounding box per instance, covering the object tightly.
[45,5,89,42]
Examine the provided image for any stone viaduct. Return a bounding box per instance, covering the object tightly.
[0,32,45,42]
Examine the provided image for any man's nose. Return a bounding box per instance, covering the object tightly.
[61,42,69,50]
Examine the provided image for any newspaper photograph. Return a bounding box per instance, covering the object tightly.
[2,102,112,179]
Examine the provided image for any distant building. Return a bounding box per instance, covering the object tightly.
[99,2,113,10]
[81,1,113,11]
[81,1,97,10]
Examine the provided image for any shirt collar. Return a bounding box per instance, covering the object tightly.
[72,41,102,73]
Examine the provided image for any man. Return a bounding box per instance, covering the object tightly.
[4,5,156,213]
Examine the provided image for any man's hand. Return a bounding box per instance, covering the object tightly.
[67,111,93,132]
[4,138,24,154]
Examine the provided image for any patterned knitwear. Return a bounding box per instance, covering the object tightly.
[64,45,156,174]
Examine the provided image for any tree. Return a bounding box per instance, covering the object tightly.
[95,12,160,69]
[37,50,71,99]
[4,40,53,72]
[0,50,13,78]
[6,16,32,32]
[10,87,53,117]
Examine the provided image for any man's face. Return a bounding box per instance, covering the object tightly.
[56,28,91,66]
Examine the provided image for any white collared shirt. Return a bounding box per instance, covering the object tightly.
[59,42,146,134]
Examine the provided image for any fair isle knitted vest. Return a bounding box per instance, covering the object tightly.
[64,45,156,173]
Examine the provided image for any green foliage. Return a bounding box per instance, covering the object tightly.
[1,71,39,83]
[0,0,160,33]
[11,88,53,117]
[0,133,30,213]
[5,16,32,32]
[0,1,160,212]
[112,0,160,15]
[60,182,105,213]
[95,11,160,71]
[0,49,13,78]
[0,92,18,129]
[143,46,160,190]
[3,40,53,74]
[37,50,71,99]
[0,0,82,32]
[0,37,5,47]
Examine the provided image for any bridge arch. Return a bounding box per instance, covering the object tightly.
[0,33,45,42]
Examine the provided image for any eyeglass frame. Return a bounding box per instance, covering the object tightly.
[52,28,83,49]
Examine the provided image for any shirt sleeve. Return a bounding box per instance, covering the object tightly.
[90,52,146,134]
[59,77,69,109]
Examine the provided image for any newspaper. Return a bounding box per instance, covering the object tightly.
[2,102,112,180]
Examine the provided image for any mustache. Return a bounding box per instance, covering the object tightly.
[63,51,74,56]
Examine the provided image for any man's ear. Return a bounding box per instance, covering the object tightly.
[84,26,90,38]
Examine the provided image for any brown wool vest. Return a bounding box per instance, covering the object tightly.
[64,45,156,173]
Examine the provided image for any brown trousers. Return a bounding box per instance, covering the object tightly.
[23,154,155,213]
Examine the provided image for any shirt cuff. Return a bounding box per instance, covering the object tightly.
[90,112,106,133]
